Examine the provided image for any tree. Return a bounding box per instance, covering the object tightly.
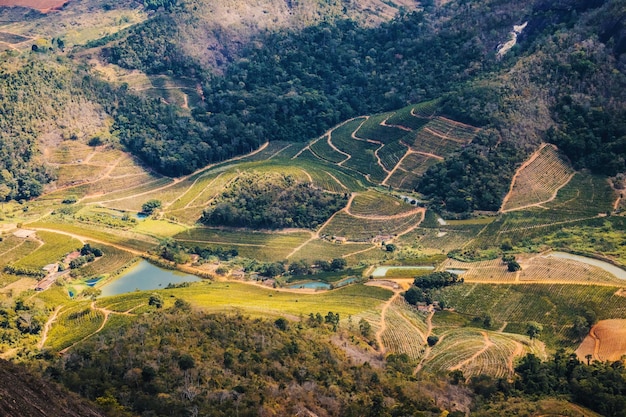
[507,260,521,272]
[385,243,397,252]
[404,287,424,305]
[142,199,162,215]
[325,312,340,331]
[330,258,347,271]
[274,317,289,331]
[0,184,10,210]
[148,293,163,308]
[526,322,543,340]
[359,318,371,338]
[427,335,439,346]
[572,316,591,340]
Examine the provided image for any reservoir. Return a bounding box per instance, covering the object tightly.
[371,266,434,278]
[546,252,626,280]
[100,260,201,297]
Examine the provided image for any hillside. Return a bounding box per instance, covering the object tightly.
[0,358,104,417]
[0,0,625,416]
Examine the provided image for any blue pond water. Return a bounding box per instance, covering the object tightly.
[287,276,359,290]
[68,290,74,298]
[100,260,201,297]
[287,281,332,290]
[85,277,102,287]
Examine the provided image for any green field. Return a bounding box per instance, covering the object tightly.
[175,228,312,262]
[354,113,410,144]
[12,231,81,270]
[45,303,106,351]
[385,103,432,130]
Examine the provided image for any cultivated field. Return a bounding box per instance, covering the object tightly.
[320,209,424,242]
[441,253,626,286]
[421,329,542,379]
[11,230,81,270]
[501,144,575,212]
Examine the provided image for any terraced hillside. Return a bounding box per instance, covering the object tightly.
[501,144,575,212]
[295,104,480,191]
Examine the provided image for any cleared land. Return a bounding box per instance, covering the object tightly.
[0,0,67,12]
[575,319,626,362]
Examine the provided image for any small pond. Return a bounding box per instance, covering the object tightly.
[287,281,332,290]
[100,260,201,297]
[371,266,434,278]
[546,252,626,280]
[84,277,102,287]
[445,269,467,275]
[287,276,359,290]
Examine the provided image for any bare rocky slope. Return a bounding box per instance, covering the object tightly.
[0,359,104,417]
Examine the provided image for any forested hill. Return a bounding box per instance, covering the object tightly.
[0,0,625,211]
[96,0,626,211]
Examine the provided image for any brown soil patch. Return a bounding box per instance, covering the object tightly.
[615,288,626,297]
[0,0,68,13]
[576,319,626,362]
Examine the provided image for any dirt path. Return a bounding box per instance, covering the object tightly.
[324,171,348,191]
[413,308,435,374]
[299,168,314,183]
[350,118,389,173]
[50,155,125,200]
[395,209,426,239]
[614,195,622,211]
[38,306,63,350]
[411,107,436,119]
[507,341,524,372]
[183,172,226,209]
[498,321,508,332]
[590,325,601,360]
[501,172,576,213]
[59,302,142,354]
[395,305,427,342]
[500,143,548,212]
[379,115,412,132]
[449,331,494,371]
[293,117,363,162]
[341,245,377,259]
[285,194,355,259]
[0,239,26,258]
[344,199,424,220]
[27,227,145,256]
[328,134,352,166]
[375,290,401,354]
[267,143,293,160]
[382,148,412,185]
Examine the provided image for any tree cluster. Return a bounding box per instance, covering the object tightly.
[404,271,462,306]
[469,352,626,417]
[200,172,348,229]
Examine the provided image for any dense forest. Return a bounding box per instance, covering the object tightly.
[0,55,69,200]
[470,351,626,417]
[200,172,348,229]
